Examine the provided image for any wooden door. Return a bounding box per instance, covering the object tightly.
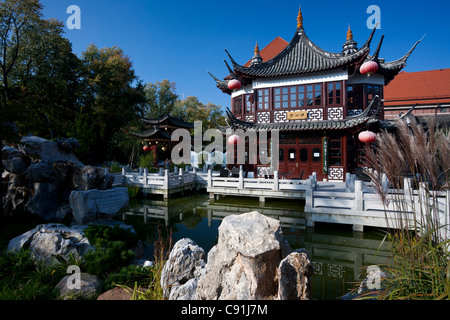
[278,146,298,179]
[298,145,323,180]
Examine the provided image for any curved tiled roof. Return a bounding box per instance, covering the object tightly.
[225,27,376,79]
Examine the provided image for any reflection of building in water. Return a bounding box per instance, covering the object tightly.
[285,228,390,299]
[123,196,390,299]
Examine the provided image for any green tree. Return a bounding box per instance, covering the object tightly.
[173,96,226,131]
[143,79,178,119]
[74,44,145,161]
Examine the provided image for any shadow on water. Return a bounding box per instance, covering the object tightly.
[117,193,391,300]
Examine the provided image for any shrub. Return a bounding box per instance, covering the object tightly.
[83,224,138,276]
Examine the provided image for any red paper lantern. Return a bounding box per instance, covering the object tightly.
[228,79,241,90]
[358,130,377,144]
[360,61,379,76]
[143,145,150,151]
[228,134,242,145]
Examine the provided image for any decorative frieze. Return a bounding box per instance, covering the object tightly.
[328,107,344,121]
[257,111,271,123]
[328,167,344,181]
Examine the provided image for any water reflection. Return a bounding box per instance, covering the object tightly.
[120,194,390,300]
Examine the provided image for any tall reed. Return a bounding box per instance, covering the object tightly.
[364,118,450,299]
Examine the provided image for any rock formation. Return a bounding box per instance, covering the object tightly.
[2,136,119,222]
[160,211,314,300]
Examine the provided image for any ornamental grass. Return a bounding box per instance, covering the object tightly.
[364,118,450,299]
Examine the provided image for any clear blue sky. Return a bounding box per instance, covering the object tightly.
[41,0,450,110]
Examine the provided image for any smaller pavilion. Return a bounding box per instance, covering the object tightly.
[131,115,194,166]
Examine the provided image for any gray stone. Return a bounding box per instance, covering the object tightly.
[7,223,93,265]
[56,273,102,300]
[161,238,206,300]
[72,165,105,190]
[4,156,29,174]
[2,146,24,160]
[25,161,56,182]
[19,136,83,166]
[29,224,93,264]
[7,226,40,253]
[69,187,129,224]
[196,212,281,300]
[194,211,313,300]
[25,182,62,221]
[277,250,314,300]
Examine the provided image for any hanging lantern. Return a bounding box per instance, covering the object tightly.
[358,130,377,144]
[150,145,154,151]
[360,61,379,76]
[228,79,241,90]
[228,134,242,145]
[143,145,150,151]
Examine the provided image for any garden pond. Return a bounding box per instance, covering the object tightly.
[118,193,391,300]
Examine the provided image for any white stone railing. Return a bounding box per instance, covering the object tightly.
[206,168,317,192]
[111,167,197,190]
[306,177,450,238]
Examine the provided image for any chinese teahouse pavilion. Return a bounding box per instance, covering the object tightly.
[210,7,420,181]
[131,115,194,166]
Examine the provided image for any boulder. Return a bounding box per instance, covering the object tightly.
[56,273,102,300]
[19,136,83,166]
[160,238,206,300]
[72,165,114,191]
[25,161,56,182]
[97,287,132,300]
[276,250,314,300]
[196,211,286,300]
[69,187,129,224]
[7,223,93,265]
[25,182,63,221]
[3,156,29,174]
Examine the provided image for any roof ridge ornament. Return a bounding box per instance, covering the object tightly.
[297,5,303,29]
[347,24,353,41]
[254,41,260,55]
[251,41,263,65]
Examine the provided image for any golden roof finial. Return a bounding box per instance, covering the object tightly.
[346,24,353,41]
[297,5,303,29]
[254,41,260,55]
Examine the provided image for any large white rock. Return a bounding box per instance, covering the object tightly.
[160,238,206,300]
[69,187,129,224]
[195,211,310,300]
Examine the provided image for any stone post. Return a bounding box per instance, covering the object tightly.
[207,169,212,188]
[238,168,244,190]
[143,168,148,187]
[354,180,363,212]
[273,171,279,191]
[164,169,169,189]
